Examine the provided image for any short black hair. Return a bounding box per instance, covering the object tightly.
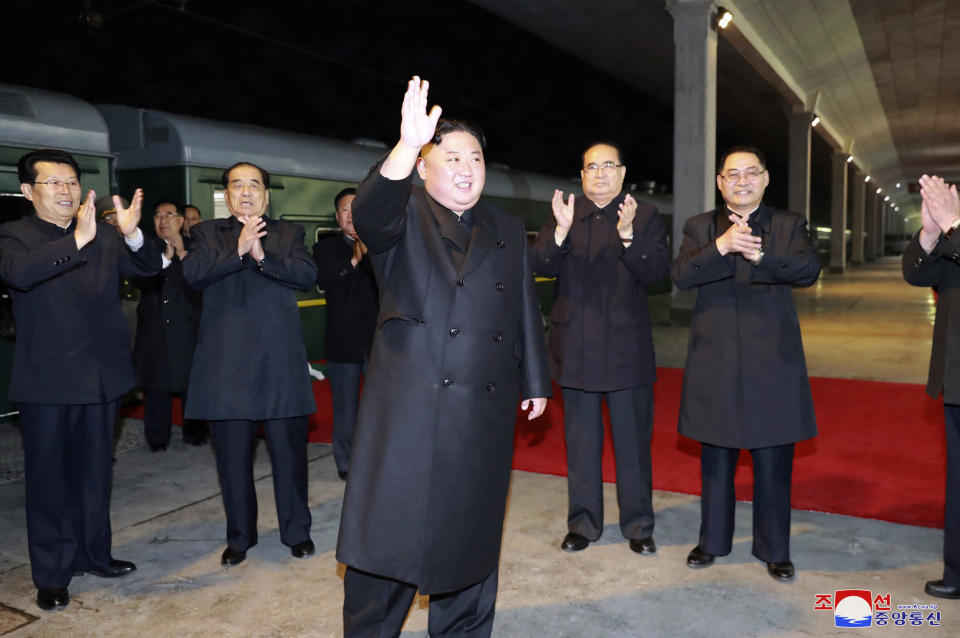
[430,119,486,150]
[184,204,202,215]
[718,145,766,173]
[18,149,81,184]
[221,162,271,189]
[153,200,184,216]
[582,141,625,167]
[334,187,357,211]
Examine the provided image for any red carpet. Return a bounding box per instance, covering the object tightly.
[125,367,947,529]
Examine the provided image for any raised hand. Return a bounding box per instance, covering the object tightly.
[350,238,365,267]
[617,194,637,239]
[168,230,186,259]
[919,200,942,253]
[115,188,143,238]
[237,215,267,258]
[74,190,97,250]
[400,76,443,150]
[552,189,575,245]
[919,174,960,233]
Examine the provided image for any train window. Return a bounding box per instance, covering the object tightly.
[212,189,231,219]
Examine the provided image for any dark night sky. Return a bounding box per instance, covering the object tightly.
[3,0,837,223]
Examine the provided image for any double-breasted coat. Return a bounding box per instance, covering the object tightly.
[0,217,161,403]
[181,216,316,421]
[903,231,960,402]
[133,238,202,392]
[672,205,820,449]
[335,171,551,595]
[530,193,669,391]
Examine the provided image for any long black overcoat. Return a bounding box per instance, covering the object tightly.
[903,231,960,402]
[313,234,378,363]
[530,193,669,391]
[181,216,316,420]
[133,239,202,392]
[336,171,551,595]
[672,205,820,448]
[0,217,161,404]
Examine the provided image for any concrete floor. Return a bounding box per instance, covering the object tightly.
[0,257,955,637]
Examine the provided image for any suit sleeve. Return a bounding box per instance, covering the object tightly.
[621,205,670,286]
[671,215,735,290]
[352,169,412,254]
[181,223,246,290]
[258,223,317,290]
[903,230,959,288]
[0,228,85,291]
[750,215,820,287]
[529,214,565,277]
[118,230,163,279]
[518,219,552,400]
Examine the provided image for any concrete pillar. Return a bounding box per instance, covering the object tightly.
[850,170,865,265]
[879,200,889,257]
[864,184,877,261]
[829,153,849,273]
[788,108,812,222]
[667,0,717,323]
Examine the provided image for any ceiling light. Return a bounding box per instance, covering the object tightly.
[864,175,871,182]
[876,188,882,194]
[810,115,820,127]
[715,7,733,30]
[896,182,902,189]
[846,155,854,163]
[884,196,890,201]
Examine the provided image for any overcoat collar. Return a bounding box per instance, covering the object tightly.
[574,192,625,221]
[423,194,497,281]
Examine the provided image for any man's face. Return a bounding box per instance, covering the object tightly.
[335,194,357,239]
[581,144,626,207]
[20,161,81,226]
[153,203,184,240]
[183,206,201,234]
[417,131,485,212]
[224,164,270,218]
[717,151,769,215]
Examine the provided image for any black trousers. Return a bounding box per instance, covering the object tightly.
[343,566,498,638]
[698,442,794,563]
[562,385,655,540]
[326,361,364,475]
[20,401,118,589]
[143,389,206,446]
[942,404,960,586]
[209,417,311,550]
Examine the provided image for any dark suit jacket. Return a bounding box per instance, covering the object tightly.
[903,231,960,403]
[672,205,820,448]
[313,234,378,363]
[133,238,202,392]
[530,192,669,391]
[336,171,551,595]
[0,216,161,403]
[181,216,317,420]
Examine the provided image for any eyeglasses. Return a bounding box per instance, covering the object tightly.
[153,211,182,220]
[33,179,81,190]
[583,161,623,174]
[100,212,118,221]
[720,168,765,183]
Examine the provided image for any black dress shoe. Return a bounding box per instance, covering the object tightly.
[766,560,795,581]
[221,547,247,566]
[87,559,137,578]
[149,442,168,452]
[36,587,69,611]
[338,471,348,481]
[686,545,715,568]
[291,539,315,558]
[560,532,590,552]
[629,537,657,554]
[925,579,960,599]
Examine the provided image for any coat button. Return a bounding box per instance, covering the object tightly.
[492,332,502,343]
[595,213,603,220]
[486,383,496,392]
[496,240,505,248]
[457,279,464,287]
[164,319,171,325]
[495,282,504,292]
[694,263,701,269]
[449,328,460,337]
[442,378,453,388]
[780,263,788,269]
[162,299,170,304]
